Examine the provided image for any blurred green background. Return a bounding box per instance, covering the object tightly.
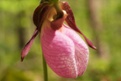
[0,0,121,81]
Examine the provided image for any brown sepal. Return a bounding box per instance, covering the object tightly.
[33,2,51,31]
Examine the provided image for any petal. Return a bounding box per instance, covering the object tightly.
[21,3,52,61]
[61,2,96,49]
[63,24,89,76]
[41,19,78,78]
[41,27,78,78]
[21,28,38,61]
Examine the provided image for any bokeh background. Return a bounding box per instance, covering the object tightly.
[0,0,121,81]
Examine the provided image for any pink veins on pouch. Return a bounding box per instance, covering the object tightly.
[40,11,89,78]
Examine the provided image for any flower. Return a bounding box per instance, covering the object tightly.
[21,1,96,78]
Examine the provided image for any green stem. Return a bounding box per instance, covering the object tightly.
[42,54,48,81]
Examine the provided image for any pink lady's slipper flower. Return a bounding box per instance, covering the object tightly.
[21,1,96,78]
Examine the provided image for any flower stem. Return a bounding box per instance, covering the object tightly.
[42,54,48,81]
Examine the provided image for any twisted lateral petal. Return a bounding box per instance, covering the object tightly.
[21,3,53,61]
[61,1,96,49]
[21,28,38,61]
